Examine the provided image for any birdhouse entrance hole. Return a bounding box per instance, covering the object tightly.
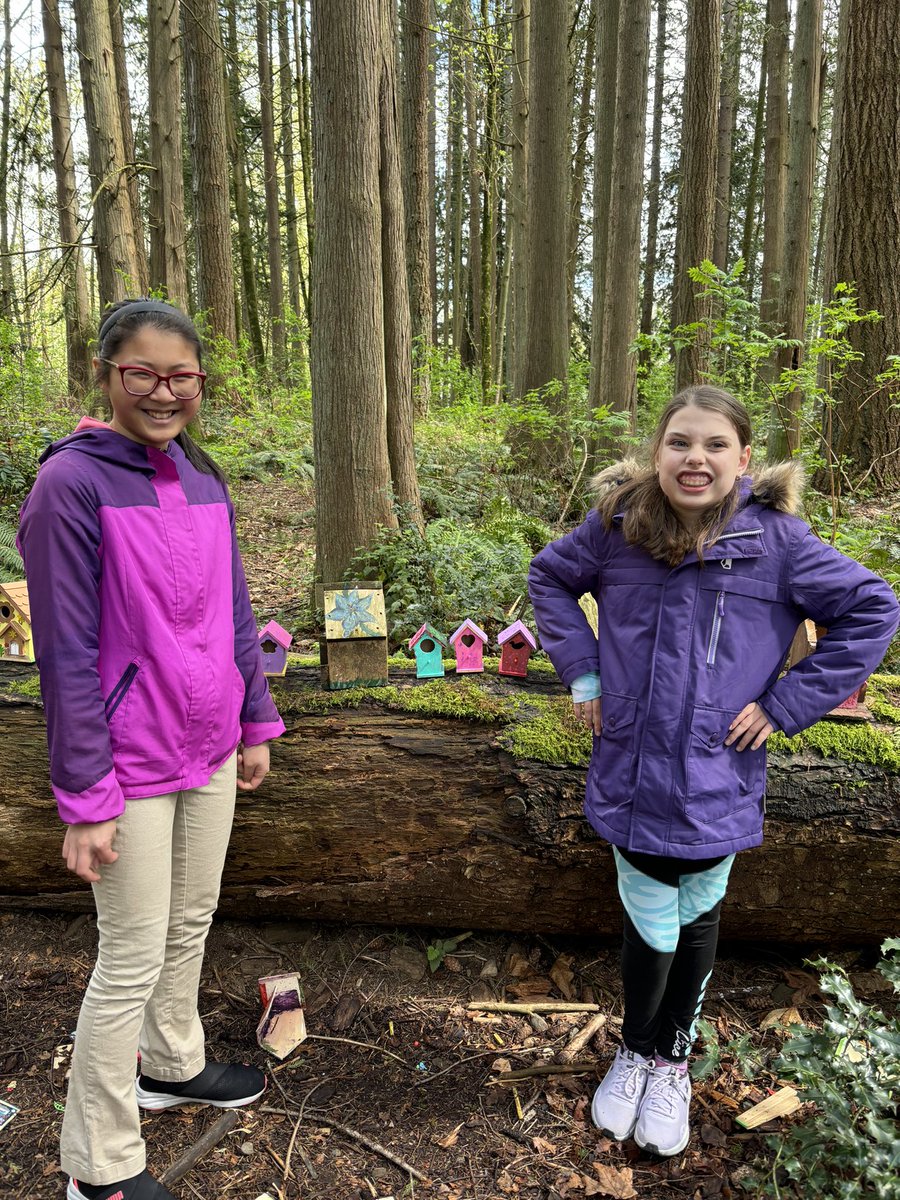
[261,639,277,654]
[461,633,475,648]
[0,605,9,619]
[510,637,525,650]
[421,638,435,653]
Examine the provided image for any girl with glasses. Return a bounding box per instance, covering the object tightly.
[18,299,286,1200]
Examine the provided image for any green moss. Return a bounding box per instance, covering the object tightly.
[866,674,900,725]
[2,675,41,698]
[390,677,514,723]
[769,722,900,773]
[500,695,593,767]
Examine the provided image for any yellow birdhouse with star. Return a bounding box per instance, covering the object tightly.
[0,581,34,662]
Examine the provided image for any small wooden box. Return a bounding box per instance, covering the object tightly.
[317,580,389,690]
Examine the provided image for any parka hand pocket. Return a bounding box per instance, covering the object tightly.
[591,692,639,799]
[686,705,765,820]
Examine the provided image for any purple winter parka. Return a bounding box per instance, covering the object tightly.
[528,462,900,859]
[17,419,286,826]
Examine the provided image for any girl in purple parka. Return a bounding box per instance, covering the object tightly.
[528,385,898,1159]
[18,301,286,1200]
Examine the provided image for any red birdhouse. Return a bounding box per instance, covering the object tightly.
[497,620,537,678]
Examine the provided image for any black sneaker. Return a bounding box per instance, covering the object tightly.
[134,1061,266,1111]
[67,1169,176,1199]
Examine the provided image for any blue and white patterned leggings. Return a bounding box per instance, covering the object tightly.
[612,847,736,1062]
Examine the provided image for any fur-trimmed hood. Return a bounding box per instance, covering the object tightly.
[591,458,805,515]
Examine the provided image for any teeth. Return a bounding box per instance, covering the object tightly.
[679,474,711,485]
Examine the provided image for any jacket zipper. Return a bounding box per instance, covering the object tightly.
[706,592,725,667]
[104,662,139,720]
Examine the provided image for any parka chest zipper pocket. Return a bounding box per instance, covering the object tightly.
[706,592,726,667]
[104,662,139,721]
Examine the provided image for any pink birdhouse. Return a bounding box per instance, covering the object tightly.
[449,619,488,674]
[497,620,537,678]
[258,619,293,676]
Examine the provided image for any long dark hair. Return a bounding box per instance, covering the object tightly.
[96,298,225,483]
[595,385,753,566]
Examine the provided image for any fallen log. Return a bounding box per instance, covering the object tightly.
[0,662,897,944]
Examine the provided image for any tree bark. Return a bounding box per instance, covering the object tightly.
[670,0,722,392]
[738,33,766,300]
[505,0,529,400]
[310,0,398,583]
[278,0,303,330]
[147,0,188,309]
[183,0,237,342]
[639,0,667,351]
[0,0,18,324]
[73,0,143,308]
[478,0,499,401]
[257,0,287,370]
[41,0,93,396]
[712,0,741,271]
[566,8,595,340]
[402,0,434,415]
[380,0,425,529]
[462,1,481,369]
[759,0,789,332]
[2,667,897,946]
[768,0,823,461]
[107,0,149,294]
[822,0,900,488]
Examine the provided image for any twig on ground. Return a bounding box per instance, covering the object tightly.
[158,1110,241,1185]
[306,1033,414,1069]
[556,1012,607,1063]
[491,1062,597,1082]
[467,1001,600,1015]
[210,963,255,1011]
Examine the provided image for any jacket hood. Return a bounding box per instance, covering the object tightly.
[591,458,805,516]
[38,417,174,474]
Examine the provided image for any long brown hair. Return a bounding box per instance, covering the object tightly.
[595,385,752,566]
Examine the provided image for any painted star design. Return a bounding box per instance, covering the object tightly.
[326,589,381,637]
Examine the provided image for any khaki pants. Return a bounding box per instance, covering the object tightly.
[60,754,237,1185]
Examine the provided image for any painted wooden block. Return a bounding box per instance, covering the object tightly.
[409,623,448,678]
[323,586,387,640]
[787,619,871,719]
[449,619,488,674]
[0,581,34,663]
[497,620,537,678]
[258,619,293,677]
[319,637,389,690]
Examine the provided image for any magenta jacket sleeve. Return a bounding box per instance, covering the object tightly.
[228,499,286,746]
[17,459,127,824]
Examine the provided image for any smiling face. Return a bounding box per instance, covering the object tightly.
[95,327,203,449]
[655,403,752,528]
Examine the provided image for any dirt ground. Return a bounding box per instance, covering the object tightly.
[0,906,880,1200]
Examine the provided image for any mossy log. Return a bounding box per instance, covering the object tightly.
[0,662,897,945]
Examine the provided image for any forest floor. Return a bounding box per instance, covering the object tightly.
[3,908,890,1200]
[2,477,896,1199]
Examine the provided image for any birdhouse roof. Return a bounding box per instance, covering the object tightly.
[0,580,30,623]
[498,620,537,649]
[449,619,488,646]
[409,622,448,650]
[258,619,293,649]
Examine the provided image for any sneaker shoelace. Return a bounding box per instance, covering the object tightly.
[642,1068,689,1117]
[610,1056,649,1101]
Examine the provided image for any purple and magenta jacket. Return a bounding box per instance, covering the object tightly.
[528,462,900,859]
[17,419,286,825]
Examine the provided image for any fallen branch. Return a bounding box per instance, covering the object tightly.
[467,1001,600,1015]
[556,1011,607,1063]
[490,1062,597,1083]
[158,1110,241,1185]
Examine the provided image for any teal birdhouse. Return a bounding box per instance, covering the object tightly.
[409,623,448,678]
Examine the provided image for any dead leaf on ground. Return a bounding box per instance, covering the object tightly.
[782,967,822,1002]
[435,1122,463,1149]
[507,977,554,998]
[496,1168,519,1193]
[759,1006,802,1030]
[589,1162,638,1198]
[506,952,533,978]
[700,1122,728,1147]
[550,954,576,1000]
[532,1135,557,1154]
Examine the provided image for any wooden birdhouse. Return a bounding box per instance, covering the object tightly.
[258,620,293,677]
[497,620,537,678]
[0,581,34,663]
[317,581,389,690]
[409,623,449,678]
[787,618,871,719]
[449,619,488,674]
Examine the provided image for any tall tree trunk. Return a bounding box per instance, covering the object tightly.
[310,0,398,583]
[257,0,287,370]
[520,0,569,469]
[639,0,667,350]
[108,0,149,294]
[587,0,620,437]
[41,0,92,395]
[183,0,236,343]
[402,0,434,414]
[448,3,466,355]
[462,2,481,370]
[73,0,142,308]
[148,0,188,308]
[380,0,424,529]
[505,0,529,399]
[225,2,266,364]
[595,0,651,438]
[0,0,17,323]
[759,0,789,332]
[479,0,499,401]
[297,0,314,309]
[768,0,823,461]
[712,0,741,271]
[670,0,722,392]
[824,0,900,487]
[566,8,595,338]
[279,0,303,328]
[739,34,767,298]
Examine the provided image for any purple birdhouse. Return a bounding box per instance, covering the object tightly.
[449,619,488,674]
[258,619,293,677]
[497,620,537,678]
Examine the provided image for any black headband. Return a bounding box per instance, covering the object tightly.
[98,300,188,346]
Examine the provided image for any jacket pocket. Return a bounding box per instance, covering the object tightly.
[685,705,764,821]
[104,662,139,722]
[591,692,639,808]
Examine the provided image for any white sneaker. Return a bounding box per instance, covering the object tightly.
[590,1046,653,1140]
[634,1061,692,1156]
